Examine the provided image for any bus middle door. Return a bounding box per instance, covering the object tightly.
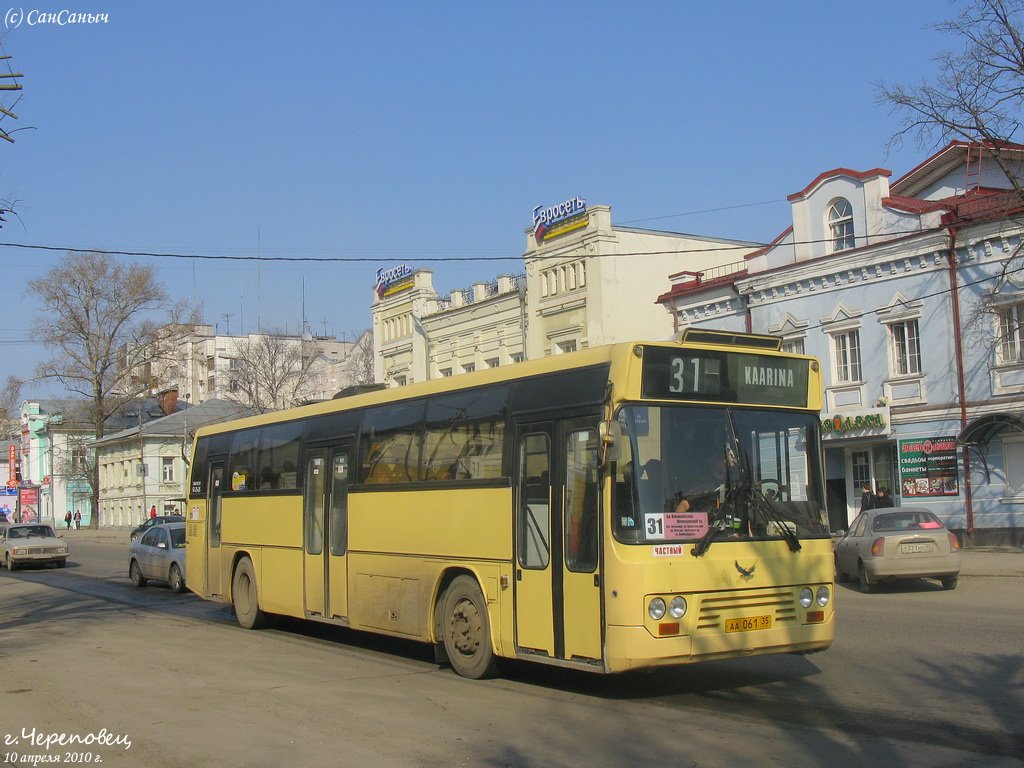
[303,445,351,620]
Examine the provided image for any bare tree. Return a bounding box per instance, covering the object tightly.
[28,252,171,526]
[0,375,20,439]
[337,329,376,389]
[878,0,1024,189]
[880,0,1024,360]
[1,41,29,227]
[223,332,319,412]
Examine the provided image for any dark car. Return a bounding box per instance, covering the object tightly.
[130,515,185,542]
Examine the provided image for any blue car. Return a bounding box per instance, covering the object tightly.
[128,522,186,592]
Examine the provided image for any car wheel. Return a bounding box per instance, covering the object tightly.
[232,557,268,629]
[6,554,17,571]
[940,575,958,591]
[834,554,846,583]
[55,560,66,569]
[440,575,498,679]
[129,559,147,587]
[858,562,875,594]
[168,563,185,593]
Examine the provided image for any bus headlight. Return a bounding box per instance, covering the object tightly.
[669,596,687,619]
[799,587,814,608]
[816,586,830,607]
[648,597,667,620]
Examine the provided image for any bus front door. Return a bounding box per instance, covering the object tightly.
[303,446,350,620]
[514,421,603,665]
[205,461,225,599]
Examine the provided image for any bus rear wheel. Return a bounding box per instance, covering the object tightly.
[233,557,267,629]
[441,575,497,679]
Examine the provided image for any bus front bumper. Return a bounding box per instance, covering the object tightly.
[604,618,835,673]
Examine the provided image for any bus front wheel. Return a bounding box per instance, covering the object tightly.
[233,557,268,629]
[441,575,498,679]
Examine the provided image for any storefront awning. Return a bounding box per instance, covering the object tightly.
[957,413,1024,446]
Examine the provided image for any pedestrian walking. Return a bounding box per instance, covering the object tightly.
[876,487,895,508]
[64,511,72,530]
[73,509,82,529]
[149,505,157,520]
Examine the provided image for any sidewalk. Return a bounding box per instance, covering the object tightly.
[56,527,1024,578]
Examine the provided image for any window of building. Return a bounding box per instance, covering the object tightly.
[1005,439,1024,496]
[998,301,1024,364]
[462,363,476,374]
[162,456,174,483]
[781,338,805,355]
[851,450,871,490]
[828,198,855,252]
[831,330,862,383]
[439,367,452,378]
[555,339,577,355]
[485,357,499,369]
[510,353,524,363]
[890,319,922,376]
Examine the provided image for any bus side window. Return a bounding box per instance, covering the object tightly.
[518,434,550,569]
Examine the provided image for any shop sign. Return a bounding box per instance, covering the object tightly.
[532,196,588,244]
[375,264,414,299]
[820,408,889,439]
[898,436,959,497]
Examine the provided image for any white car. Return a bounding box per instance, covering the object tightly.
[1,523,70,570]
[834,507,961,592]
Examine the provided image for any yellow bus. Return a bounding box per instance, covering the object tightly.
[185,330,834,678]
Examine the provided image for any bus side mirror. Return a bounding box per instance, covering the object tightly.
[598,420,622,466]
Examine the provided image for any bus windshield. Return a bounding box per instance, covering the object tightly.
[613,404,829,546]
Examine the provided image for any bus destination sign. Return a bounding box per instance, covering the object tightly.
[641,347,809,407]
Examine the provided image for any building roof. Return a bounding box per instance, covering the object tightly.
[787,168,891,202]
[94,399,255,445]
[891,140,1024,197]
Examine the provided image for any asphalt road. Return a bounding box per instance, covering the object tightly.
[1,537,1021,767]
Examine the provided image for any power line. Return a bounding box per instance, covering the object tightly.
[617,199,788,226]
[0,226,949,264]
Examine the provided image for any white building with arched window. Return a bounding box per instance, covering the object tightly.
[658,141,1024,545]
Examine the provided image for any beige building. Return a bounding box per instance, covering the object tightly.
[130,324,357,408]
[94,398,252,527]
[373,201,757,385]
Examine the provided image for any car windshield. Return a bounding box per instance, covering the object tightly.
[612,404,830,549]
[9,526,54,539]
[872,511,944,532]
[170,527,186,548]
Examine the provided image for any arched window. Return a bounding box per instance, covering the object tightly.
[828,198,855,252]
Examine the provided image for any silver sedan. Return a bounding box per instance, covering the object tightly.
[834,507,961,592]
[128,521,187,592]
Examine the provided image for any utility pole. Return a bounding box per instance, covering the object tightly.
[139,399,147,524]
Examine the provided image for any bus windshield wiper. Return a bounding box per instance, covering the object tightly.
[690,483,734,558]
[691,509,726,557]
[751,483,802,552]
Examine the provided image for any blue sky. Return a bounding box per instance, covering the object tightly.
[1,0,957,396]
